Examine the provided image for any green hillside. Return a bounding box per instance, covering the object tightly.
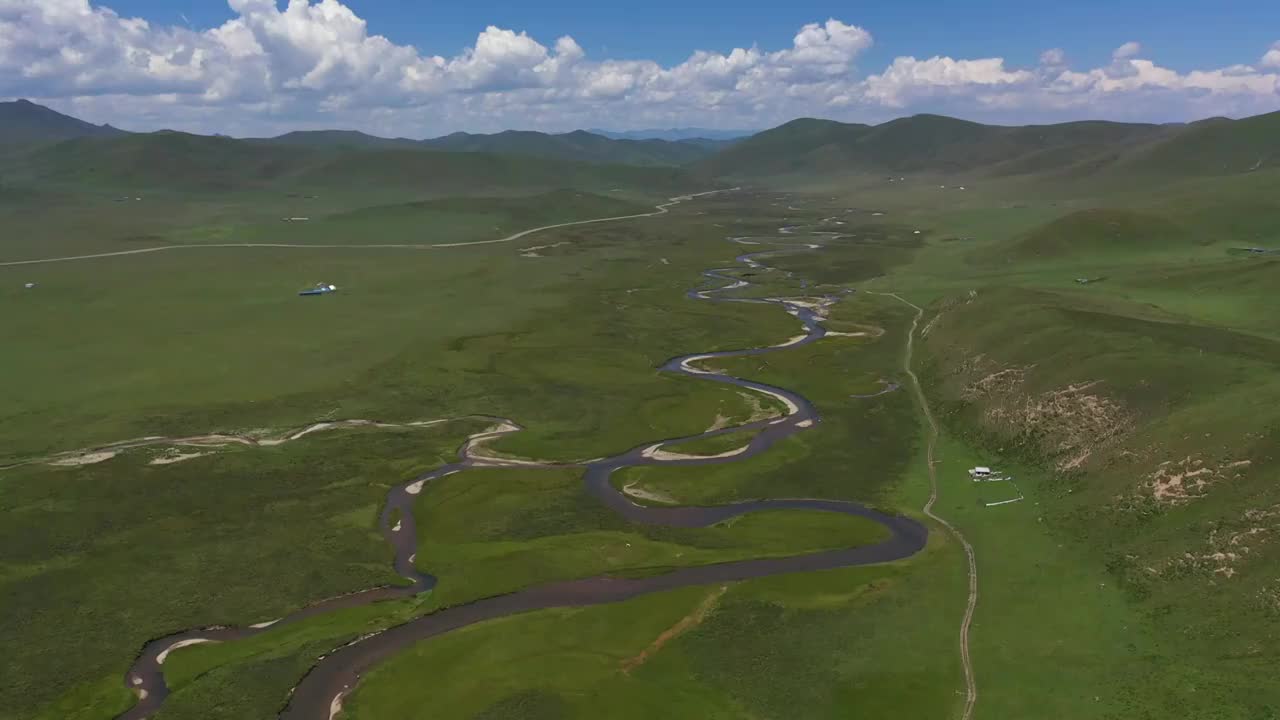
[837,156,1280,718]
[698,114,1178,179]
[693,118,870,177]
[1,131,703,196]
[0,99,127,146]
[995,208,1191,261]
[915,283,1280,717]
[1118,110,1280,176]
[248,130,423,151]
[4,132,317,191]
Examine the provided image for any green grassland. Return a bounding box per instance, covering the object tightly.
[660,427,761,457]
[4,423,480,720]
[8,104,1280,720]
[343,558,965,720]
[412,467,890,610]
[611,165,1280,719]
[0,199,803,463]
[0,188,653,260]
[144,466,891,720]
[340,291,965,720]
[154,598,428,720]
[3,186,946,720]
[616,297,919,508]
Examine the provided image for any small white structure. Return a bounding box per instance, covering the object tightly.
[24,282,37,289]
[298,282,337,297]
[969,466,993,479]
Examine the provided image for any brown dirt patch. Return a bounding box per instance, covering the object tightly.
[621,585,728,674]
[1147,503,1279,580]
[959,359,1132,472]
[1147,456,1252,504]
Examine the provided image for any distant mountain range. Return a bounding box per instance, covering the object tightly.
[241,127,731,166]
[1,129,701,196]
[417,129,722,166]
[694,111,1280,179]
[0,100,735,168]
[3,99,1278,184]
[587,127,756,142]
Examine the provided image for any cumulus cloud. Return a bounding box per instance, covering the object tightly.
[1,1,1278,136]
[1113,41,1142,60]
[1262,42,1280,69]
[862,56,1035,108]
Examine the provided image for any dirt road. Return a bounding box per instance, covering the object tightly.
[872,291,979,720]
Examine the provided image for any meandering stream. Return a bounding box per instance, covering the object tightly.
[115,223,928,720]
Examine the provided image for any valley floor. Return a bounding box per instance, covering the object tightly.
[4,178,1278,720]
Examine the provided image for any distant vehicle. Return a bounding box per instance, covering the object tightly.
[298,283,338,296]
[24,282,37,289]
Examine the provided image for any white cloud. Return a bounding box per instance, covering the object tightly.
[2,1,1278,136]
[1039,48,1066,67]
[1262,42,1280,69]
[1113,41,1142,60]
[862,56,1035,108]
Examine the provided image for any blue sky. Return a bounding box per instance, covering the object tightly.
[103,0,1280,72]
[4,1,1279,135]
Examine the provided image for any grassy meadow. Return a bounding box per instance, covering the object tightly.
[3,187,950,720]
[4,424,478,720]
[6,111,1280,720]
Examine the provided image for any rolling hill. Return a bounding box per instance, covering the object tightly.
[985,208,1192,263]
[695,114,1177,179]
[250,125,723,166]
[0,102,722,168]
[0,130,703,196]
[1117,109,1280,176]
[0,99,127,145]
[11,99,1280,191]
[248,130,423,151]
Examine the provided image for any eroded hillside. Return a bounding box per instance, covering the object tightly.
[919,285,1280,685]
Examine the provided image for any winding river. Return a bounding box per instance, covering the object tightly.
[115,217,929,720]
